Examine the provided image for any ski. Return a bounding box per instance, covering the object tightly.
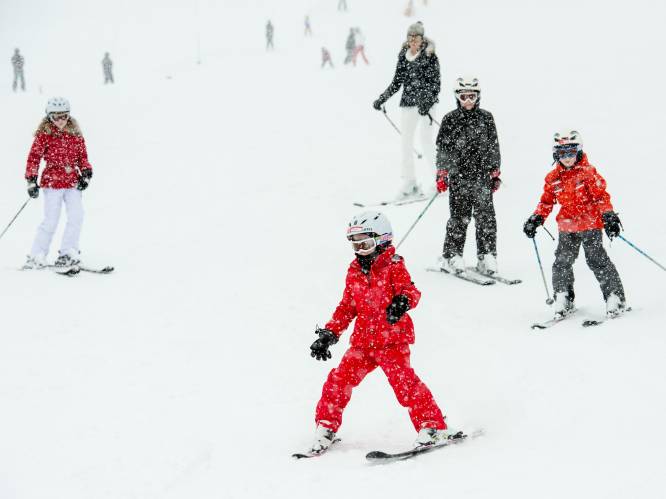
[366,429,481,463]
[292,438,341,460]
[426,267,495,286]
[79,265,114,274]
[465,267,522,285]
[581,307,632,327]
[50,266,80,277]
[531,309,577,330]
[353,195,429,208]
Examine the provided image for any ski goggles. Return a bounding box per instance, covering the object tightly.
[456,92,478,102]
[49,113,69,122]
[554,144,579,158]
[349,235,378,255]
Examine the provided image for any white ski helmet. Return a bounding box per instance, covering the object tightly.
[347,211,393,250]
[454,76,481,95]
[45,97,70,115]
[553,129,584,161]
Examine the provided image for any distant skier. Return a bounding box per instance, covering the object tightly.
[321,47,334,68]
[22,97,93,271]
[102,52,114,84]
[436,77,501,276]
[351,28,369,66]
[11,48,26,92]
[266,20,274,50]
[306,211,453,455]
[304,15,312,36]
[343,28,355,64]
[372,22,440,200]
[523,130,626,319]
[338,0,348,11]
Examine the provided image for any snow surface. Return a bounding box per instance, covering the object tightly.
[1,1,665,498]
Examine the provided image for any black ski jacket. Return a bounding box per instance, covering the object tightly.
[377,39,440,112]
[436,106,501,184]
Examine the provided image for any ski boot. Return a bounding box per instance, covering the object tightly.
[310,424,337,455]
[606,293,627,319]
[476,254,498,275]
[552,292,575,319]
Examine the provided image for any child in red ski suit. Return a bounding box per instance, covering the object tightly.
[307,211,450,454]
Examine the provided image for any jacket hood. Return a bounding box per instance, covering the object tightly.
[401,37,436,57]
[35,116,82,137]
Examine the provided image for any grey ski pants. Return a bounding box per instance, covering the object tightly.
[552,229,625,302]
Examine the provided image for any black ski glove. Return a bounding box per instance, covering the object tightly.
[602,211,622,239]
[523,214,544,239]
[26,176,39,199]
[77,169,93,191]
[418,103,431,117]
[310,327,338,361]
[372,98,384,111]
[386,294,410,325]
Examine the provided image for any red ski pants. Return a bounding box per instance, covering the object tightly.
[315,344,446,433]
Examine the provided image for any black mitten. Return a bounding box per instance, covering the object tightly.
[26,176,39,199]
[310,328,338,361]
[523,214,544,239]
[602,211,622,239]
[386,295,410,325]
[77,169,93,191]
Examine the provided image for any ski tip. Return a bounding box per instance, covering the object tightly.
[366,451,391,460]
[352,203,365,207]
[531,323,547,330]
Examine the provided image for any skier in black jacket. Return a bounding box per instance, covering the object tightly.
[373,22,440,200]
[435,77,501,275]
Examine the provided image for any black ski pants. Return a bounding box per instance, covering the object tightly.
[552,229,625,302]
[442,180,497,259]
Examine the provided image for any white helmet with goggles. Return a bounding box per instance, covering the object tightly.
[347,211,393,255]
[553,129,583,162]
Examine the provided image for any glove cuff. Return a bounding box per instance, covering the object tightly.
[316,328,338,345]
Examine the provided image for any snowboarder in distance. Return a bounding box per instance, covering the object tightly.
[338,0,348,11]
[11,48,26,92]
[372,21,440,200]
[266,20,274,50]
[304,15,312,36]
[306,211,454,455]
[436,77,501,276]
[351,28,369,65]
[343,28,355,64]
[22,97,93,271]
[321,47,334,69]
[523,130,626,319]
[102,52,114,84]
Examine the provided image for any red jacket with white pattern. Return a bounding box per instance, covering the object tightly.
[325,245,421,349]
[534,154,613,233]
[25,118,92,189]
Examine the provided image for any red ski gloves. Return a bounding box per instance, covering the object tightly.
[490,169,501,192]
[436,169,448,193]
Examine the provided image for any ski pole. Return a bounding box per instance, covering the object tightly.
[381,106,423,159]
[532,237,554,305]
[395,193,439,250]
[427,113,441,128]
[617,234,666,272]
[0,198,30,242]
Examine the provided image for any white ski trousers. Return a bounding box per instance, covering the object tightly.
[30,188,84,259]
[400,105,436,187]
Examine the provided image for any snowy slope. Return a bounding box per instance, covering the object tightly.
[1,1,665,498]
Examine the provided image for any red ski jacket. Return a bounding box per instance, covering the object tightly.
[325,246,421,349]
[534,154,613,233]
[25,119,92,189]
